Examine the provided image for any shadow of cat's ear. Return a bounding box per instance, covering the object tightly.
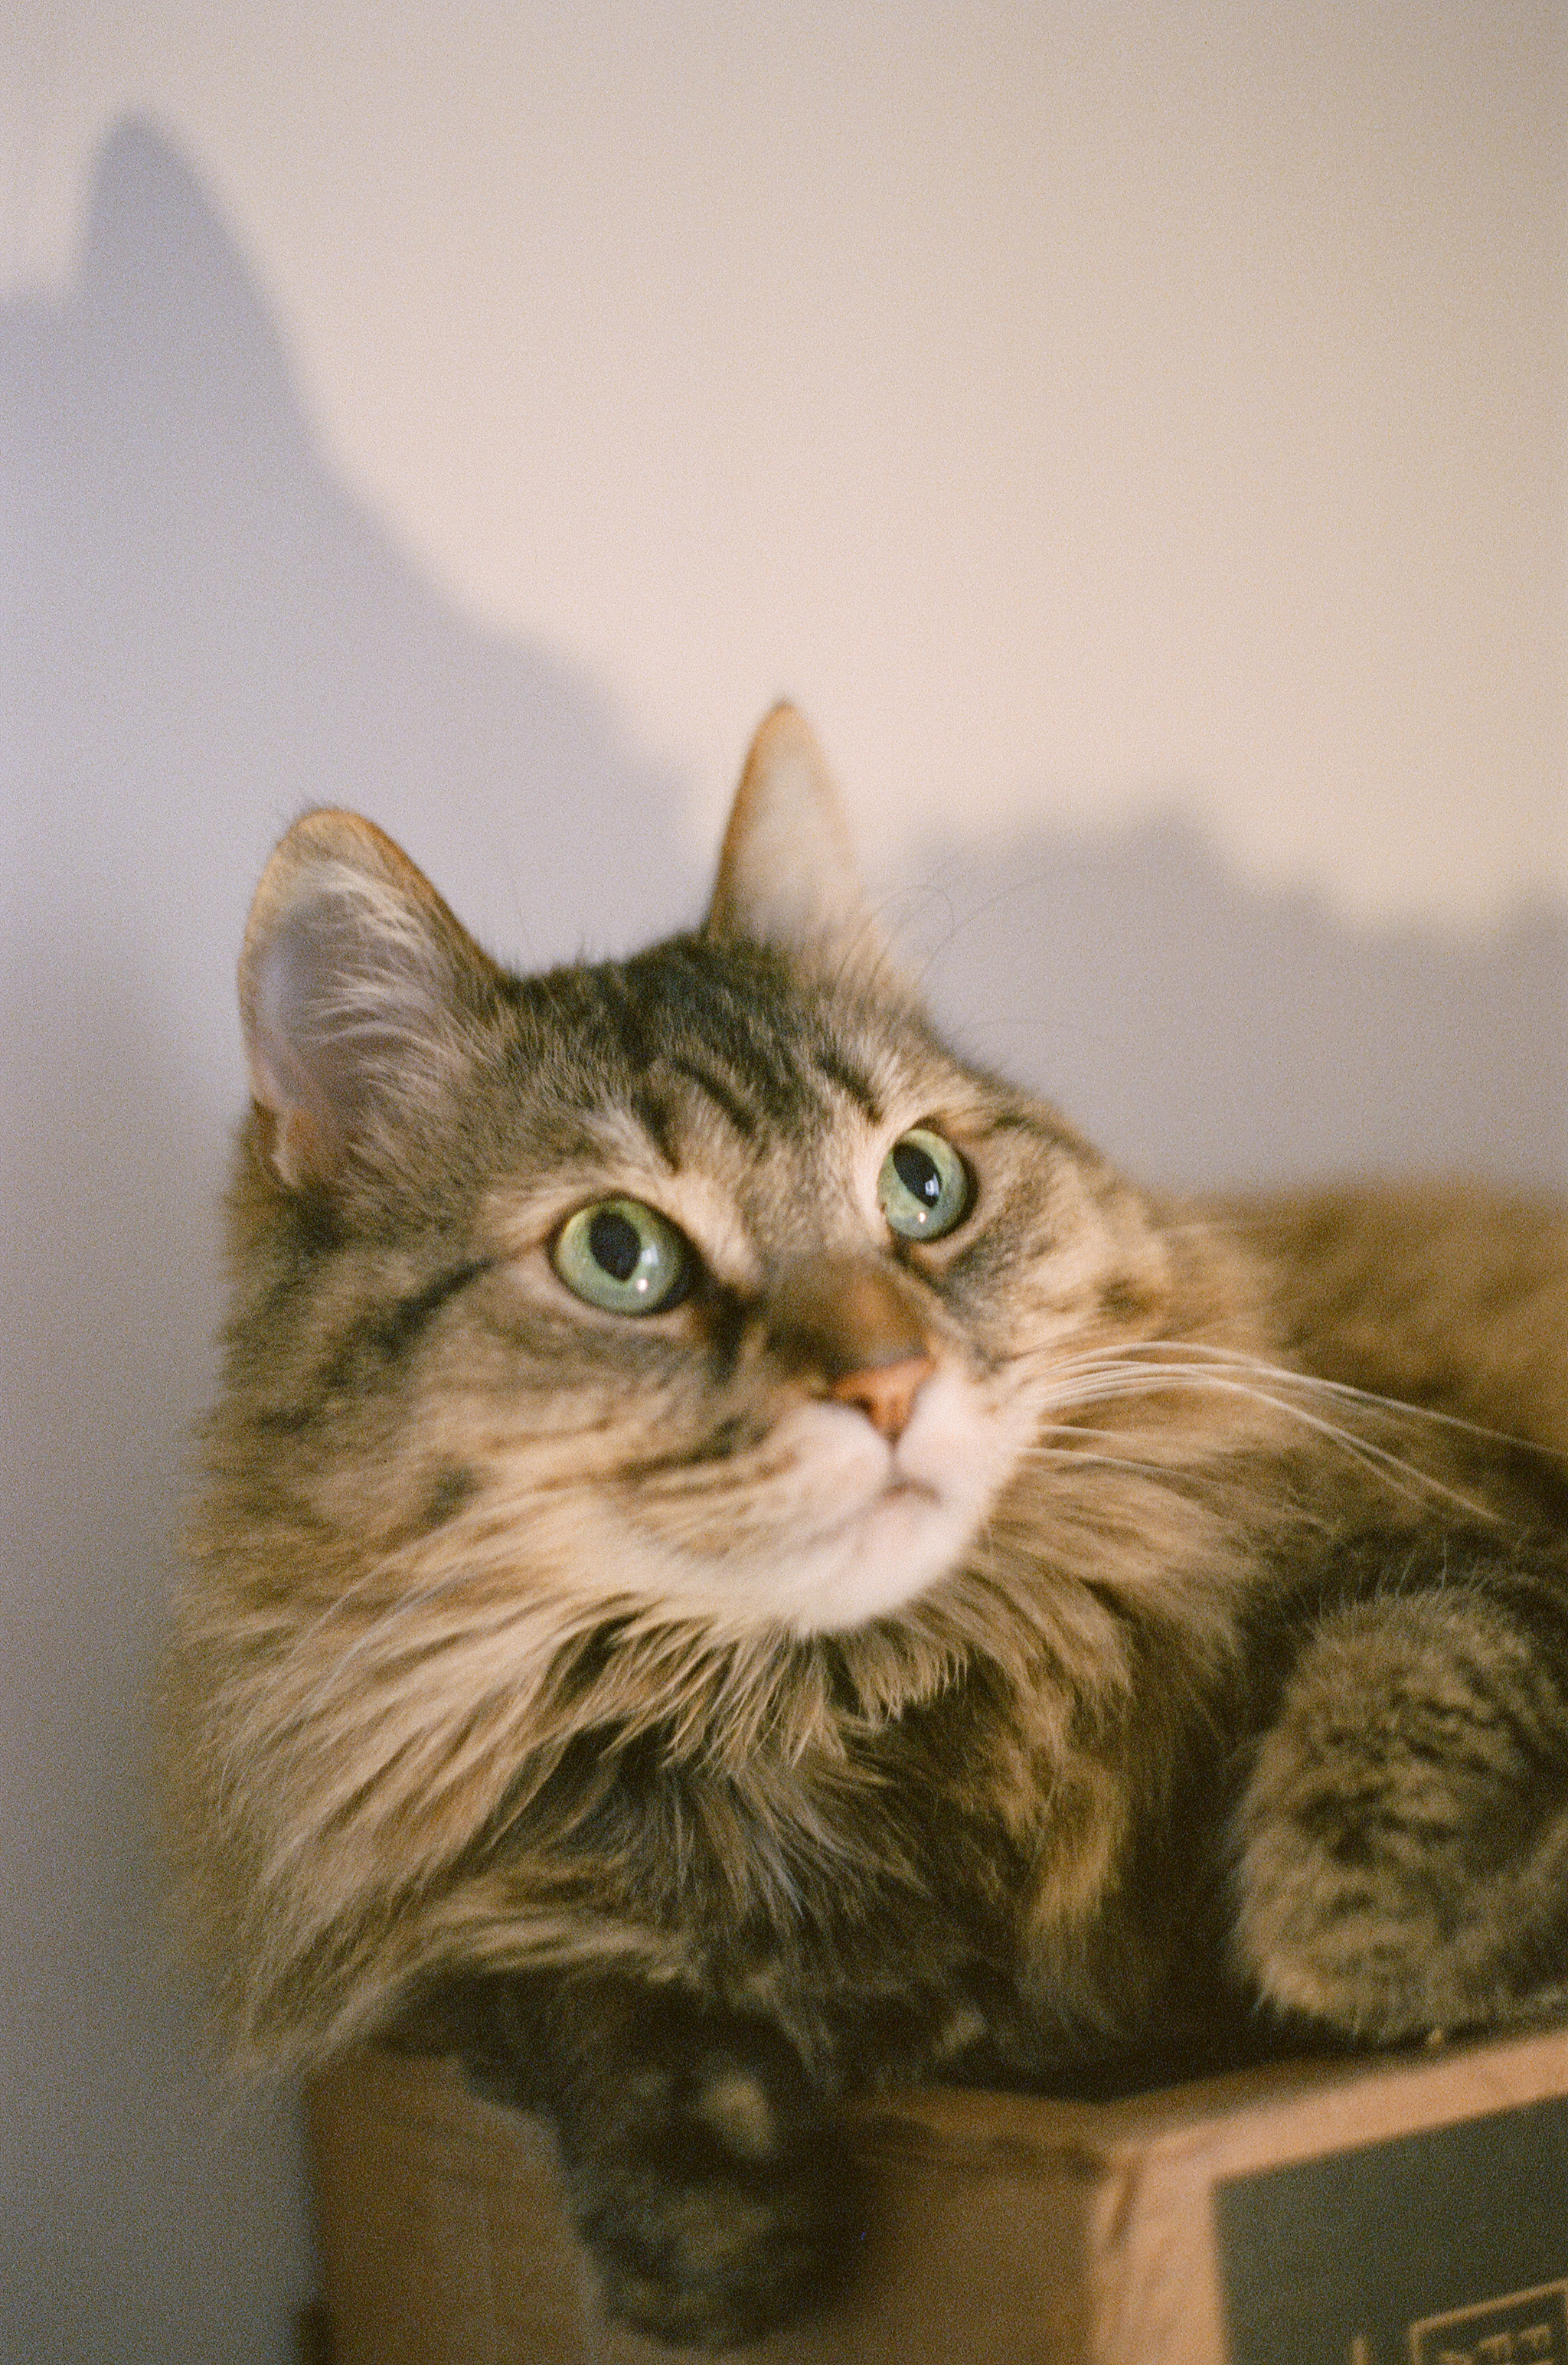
[239,812,499,1190]
[704,706,907,995]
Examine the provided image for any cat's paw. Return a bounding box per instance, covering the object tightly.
[1233,1589,1568,2040]
[564,2030,856,2347]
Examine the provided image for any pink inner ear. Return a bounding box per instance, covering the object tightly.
[243,880,451,1187]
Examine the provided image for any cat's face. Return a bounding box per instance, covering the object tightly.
[230,710,1174,1645]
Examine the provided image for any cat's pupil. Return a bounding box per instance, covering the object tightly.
[893,1141,942,1206]
[589,1210,643,1282]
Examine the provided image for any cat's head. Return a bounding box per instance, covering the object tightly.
[227,707,1175,1647]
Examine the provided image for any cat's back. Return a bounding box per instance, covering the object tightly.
[1217,1181,1568,1470]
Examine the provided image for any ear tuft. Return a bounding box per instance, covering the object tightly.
[238,812,492,1190]
[705,706,890,975]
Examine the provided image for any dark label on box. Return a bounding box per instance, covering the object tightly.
[1214,2096,1568,2365]
[1410,2281,1567,2363]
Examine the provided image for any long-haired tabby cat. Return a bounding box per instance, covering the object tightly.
[169,706,1568,2345]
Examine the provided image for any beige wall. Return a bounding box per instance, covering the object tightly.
[2,10,1563,2361]
[8,2,1563,916]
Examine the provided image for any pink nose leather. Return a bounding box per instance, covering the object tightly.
[828,1354,936,1442]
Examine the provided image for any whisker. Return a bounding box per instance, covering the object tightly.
[1019,1439,1204,1482]
[1045,1339,1563,1458]
[212,1558,400,1812]
[238,1565,520,1795]
[1018,1356,1493,1517]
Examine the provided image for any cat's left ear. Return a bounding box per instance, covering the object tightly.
[704,706,897,985]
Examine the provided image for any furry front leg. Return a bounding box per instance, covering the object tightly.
[1234,1550,1568,2040]
[426,1971,858,2347]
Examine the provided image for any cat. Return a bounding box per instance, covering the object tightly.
[167,704,1568,2347]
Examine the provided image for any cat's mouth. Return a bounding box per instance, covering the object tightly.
[811,1468,942,1541]
[771,1485,972,1631]
[620,1373,1008,1634]
[745,1383,1004,1632]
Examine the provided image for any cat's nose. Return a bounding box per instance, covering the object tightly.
[827,1356,935,1442]
[766,1256,936,1443]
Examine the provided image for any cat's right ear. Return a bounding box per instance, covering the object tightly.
[238,811,494,1191]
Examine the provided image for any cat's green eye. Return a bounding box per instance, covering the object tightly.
[877,1128,972,1241]
[553,1198,692,1315]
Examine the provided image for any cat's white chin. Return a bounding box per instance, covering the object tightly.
[599,1370,1010,1637]
[752,1370,1004,1636]
[773,1477,975,1634]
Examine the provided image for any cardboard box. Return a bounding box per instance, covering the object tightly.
[305,2024,1568,2365]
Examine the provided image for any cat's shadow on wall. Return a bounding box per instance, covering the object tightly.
[3,116,1562,2365]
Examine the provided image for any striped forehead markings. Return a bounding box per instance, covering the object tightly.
[657,1039,887,1149]
[665,1055,763,1141]
[556,937,901,1154]
[809,1041,884,1124]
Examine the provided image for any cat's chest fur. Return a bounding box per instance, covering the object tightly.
[481,1656,1150,2078]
